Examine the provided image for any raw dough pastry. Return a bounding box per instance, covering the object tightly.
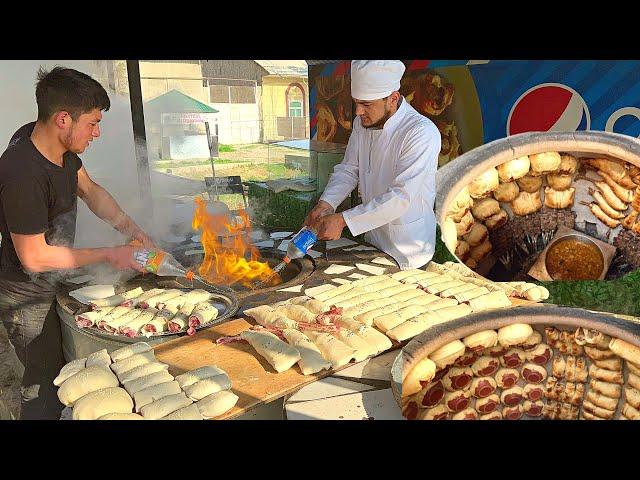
[183,375,232,401]
[57,365,119,407]
[133,380,182,412]
[196,390,239,419]
[72,387,133,420]
[282,329,332,375]
[240,330,301,373]
[140,392,193,420]
[175,365,227,389]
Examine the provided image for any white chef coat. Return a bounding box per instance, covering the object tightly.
[319,98,440,270]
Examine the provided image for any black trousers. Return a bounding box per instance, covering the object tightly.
[0,278,65,420]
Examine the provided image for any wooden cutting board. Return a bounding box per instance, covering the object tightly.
[153,297,536,420]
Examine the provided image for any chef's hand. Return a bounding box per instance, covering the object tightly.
[304,200,334,227]
[314,213,347,241]
[105,245,146,272]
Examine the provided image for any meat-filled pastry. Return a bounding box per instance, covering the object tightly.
[75,306,115,328]
[468,291,511,312]
[525,343,552,365]
[463,223,489,247]
[462,330,498,352]
[472,198,501,220]
[174,365,226,389]
[493,181,519,203]
[138,289,183,310]
[629,372,640,391]
[468,167,499,199]
[559,403,580,420]
[564,355,577,382]
[589,364,624,384]
[574,356,588,383]
[417,404,450,420]
[98,412,144,420]
[498,323,534,347]
[523,400,544,417]
[305,331,355,369]
[584,158,636,188]
[592,357,623,371]
[385,312,442,343]
[241,330,302,373]
[89,287,144,309]
[110,350,156,378]
[516,174,543,194]
[455,211,474,237]
[194,390,239,419]
[475,394,500,415]
[444,389,472,412]
[140,392,193,420]
[521,331,542,350]
[429,340,466,370]
[582,399,615,420]
[501,386,524,407]
[442,367,473,392]
[451,408,478,420]
[57,365,120,407]
[447,186,474,221]
[469,239,492,262]
[487,345,508,357]
[552,355,566,378]
[413,381,445,408]
[521,363,547,384]
[629,362,640,376]
[547,173,574,191]
[530,151,561,175]
[332,327,377,362]
[455,351,477,368]
[129,288,163,308]
[622,403,640,420]
[584,345,616,360]
[160,403,204,420]
[497,156,530,182]
[500,348,526,369]
[544,186,575,209]
[282,329,331,376]
[503,404,524,420]
[557,154,578,175]
[85,349,111,370]
[608,338,640,365]
[485,209,509,230]
[374,304,430,332]
[495,368,520,389]
[454,241,471,261]
[134,380,182,412]
[589,379,621,399]
[72,387,134,420]
[470,376,497,398]
[523,383,545,402]
[118,362,169,384]
[543,400,561,419]
[599,171,635,203]
[183,375,232,401]
[334,317,392,356]
[54,358,87,387]
[188,302,219,328]
[471,356,500,377]
[440,283,476,299]
[511,190,543,216]
[123,370,175,396]
[480,411,502,420]
[586,390,619,411]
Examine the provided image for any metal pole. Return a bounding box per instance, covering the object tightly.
[126,60,153,216]
[205,121,218,200]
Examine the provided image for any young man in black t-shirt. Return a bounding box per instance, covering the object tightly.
[0,66,155,419]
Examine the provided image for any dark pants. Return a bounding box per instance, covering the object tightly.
[0,278,65,420]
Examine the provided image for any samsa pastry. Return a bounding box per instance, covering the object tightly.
[469,239,492,262]
[544,186,575,209]
[493,181,519,203]
[455,241,471,261]
[529,152,561,175]
[455,210,474,236]
[471,198,500,221]
[463,223,488,247]
[511,191,542,216]
[558,154,578,175]
[485,209,508,230]
[547,173,574,191]
[497,156,530,182]
[447,186,473,222]
[468,167,499,199]
[516,174,543,193]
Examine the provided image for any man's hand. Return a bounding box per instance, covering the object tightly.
[105,245,146,272]
[303,200,334,227]
[130,228,156,250]
[314,213,347,240]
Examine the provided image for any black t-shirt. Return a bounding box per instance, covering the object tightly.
[0,122,82,284]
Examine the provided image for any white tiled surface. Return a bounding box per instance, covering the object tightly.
[287,377,377,403]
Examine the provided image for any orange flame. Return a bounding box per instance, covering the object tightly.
[192,197,281,288]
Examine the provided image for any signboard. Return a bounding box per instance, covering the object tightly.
[205,176,244,195]
[161,112,217,125]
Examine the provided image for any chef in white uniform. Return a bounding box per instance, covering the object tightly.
[306,60,441,270]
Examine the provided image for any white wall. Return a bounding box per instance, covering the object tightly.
[209,103,260,144]
[0,60,183,252]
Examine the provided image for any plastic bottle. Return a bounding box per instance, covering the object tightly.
[283,225,318,264]
[133,249,191,277]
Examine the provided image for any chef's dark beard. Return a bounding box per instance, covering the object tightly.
[363,105,393,130]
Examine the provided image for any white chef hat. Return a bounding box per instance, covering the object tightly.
[350,60,406,101]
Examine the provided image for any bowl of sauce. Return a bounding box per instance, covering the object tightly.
[544,234,605,281]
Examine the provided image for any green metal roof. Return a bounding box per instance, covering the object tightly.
[145,89,218,114]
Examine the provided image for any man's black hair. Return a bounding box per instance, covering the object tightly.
[35,66,110,121]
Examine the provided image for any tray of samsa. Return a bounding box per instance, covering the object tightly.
[393,304,640,420]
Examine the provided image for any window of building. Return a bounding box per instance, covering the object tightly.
[289,100,303,117]
[208,79,256,104]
